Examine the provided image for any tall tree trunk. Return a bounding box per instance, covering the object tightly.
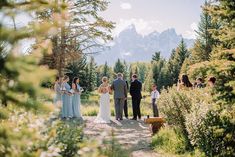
[59,26,66,76]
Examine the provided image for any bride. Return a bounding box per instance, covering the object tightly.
[95,77,111,124]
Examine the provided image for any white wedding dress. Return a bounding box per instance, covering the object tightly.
[95,86,111,124]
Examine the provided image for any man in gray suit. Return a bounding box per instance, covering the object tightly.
[111,73,127,120]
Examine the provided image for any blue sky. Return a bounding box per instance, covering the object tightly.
[100,0,205,39]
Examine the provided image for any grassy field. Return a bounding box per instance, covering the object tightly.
[81,91,153,117]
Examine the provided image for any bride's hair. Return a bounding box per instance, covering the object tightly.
[102,77,108,83]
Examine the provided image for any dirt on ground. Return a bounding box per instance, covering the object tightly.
[83,117,161,157]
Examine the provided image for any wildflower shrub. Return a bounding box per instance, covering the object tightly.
[157,87,214,152]
[151,127,187,154]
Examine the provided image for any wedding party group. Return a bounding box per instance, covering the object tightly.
[53,72,161,123]
[53,72,216,123]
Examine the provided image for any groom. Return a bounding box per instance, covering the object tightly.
[130,74,142,120]
[111,73,127,121]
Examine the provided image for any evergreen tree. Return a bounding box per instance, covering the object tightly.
[129,65,133,82]
[152,51,161,62]
[64,55,87,87]
[143,67,154,92]
[157,64,172,90]
[134,66,139,75]
[152,52,165,89]
[168,40,189,84]
[0,1,65,108]
[40,0,114,75]
[138,64,147,83]
[87,57,97,92]
[191,0,218,64]
[113,59,125,74]
[123,60,129,80]
[187,1,235,156]
[102,61,110,77]
[207,0,235,49]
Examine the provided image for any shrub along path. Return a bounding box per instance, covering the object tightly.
[84,116,161,157]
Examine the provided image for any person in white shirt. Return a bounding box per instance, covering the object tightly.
[151,84,160,117]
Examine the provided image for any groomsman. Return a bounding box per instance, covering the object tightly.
[130,74,142,120]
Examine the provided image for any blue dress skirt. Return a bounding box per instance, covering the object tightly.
[54,83,62,106]
[72,84,82,118]
[61,83,73,118]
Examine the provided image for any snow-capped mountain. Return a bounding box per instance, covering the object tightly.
[94,24,194,65]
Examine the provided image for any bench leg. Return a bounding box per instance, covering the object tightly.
[151,122,164,135]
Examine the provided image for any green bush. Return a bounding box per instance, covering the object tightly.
[158,87,213,150]
[158,87,193,149]
[152,127,188,154]
[186,104,235,157]
[48,121,84,157]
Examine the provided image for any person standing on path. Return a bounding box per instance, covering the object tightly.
[123,80,129,119]
[130,74,142,120]
[151,84,160,117]
[111,73,127,121]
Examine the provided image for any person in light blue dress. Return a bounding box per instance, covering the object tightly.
[61,75,73,119]
[54,76,62,107]
[72,77,82,119]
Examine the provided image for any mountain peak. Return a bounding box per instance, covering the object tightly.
[162,28,177,35]
[118,24,139,38]
[94,27,194,65]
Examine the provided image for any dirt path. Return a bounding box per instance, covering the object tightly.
[83,117,161,157]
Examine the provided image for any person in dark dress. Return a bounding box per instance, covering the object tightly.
[130,74,142,120]
[196,77,204,88]
[123,80,129,119]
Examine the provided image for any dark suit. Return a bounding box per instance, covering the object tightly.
[124,81,129,118]
[130,79,142,119]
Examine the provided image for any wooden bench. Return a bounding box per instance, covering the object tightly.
[144,117,165,135]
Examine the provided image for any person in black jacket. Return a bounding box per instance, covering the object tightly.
[123,80,129,119]
[130,74,142,120]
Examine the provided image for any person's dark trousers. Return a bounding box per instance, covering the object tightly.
[152,98,159,117]
[132,97,141,119]
[124,99,128,118]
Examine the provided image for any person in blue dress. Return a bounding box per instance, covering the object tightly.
[72,77,82,119]
[61,75,73,119]
[54,76,62,107]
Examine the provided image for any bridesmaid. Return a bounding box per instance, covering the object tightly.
[72,77,82,119]
[61,75,73,119]
[54,76,62,107]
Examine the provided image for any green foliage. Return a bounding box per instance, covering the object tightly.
[87,57,97,92]
[158,87,213,150]
[206,0,235,49]
[65,55,88,88]
[152,127,188,154]
[152,51,161,62]
[40,0,114,75]
[0,107,54,157]
[188,50,235,104]
[113,58,125,75]
[0,0,63,108]
[186,103,235,157]
[152,56,164,88]
[49,121,83,157]
[190,0,218,64]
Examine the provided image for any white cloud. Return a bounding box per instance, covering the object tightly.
[120,2,132,10]
[183,22,198,39]
[114,18,163,36]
